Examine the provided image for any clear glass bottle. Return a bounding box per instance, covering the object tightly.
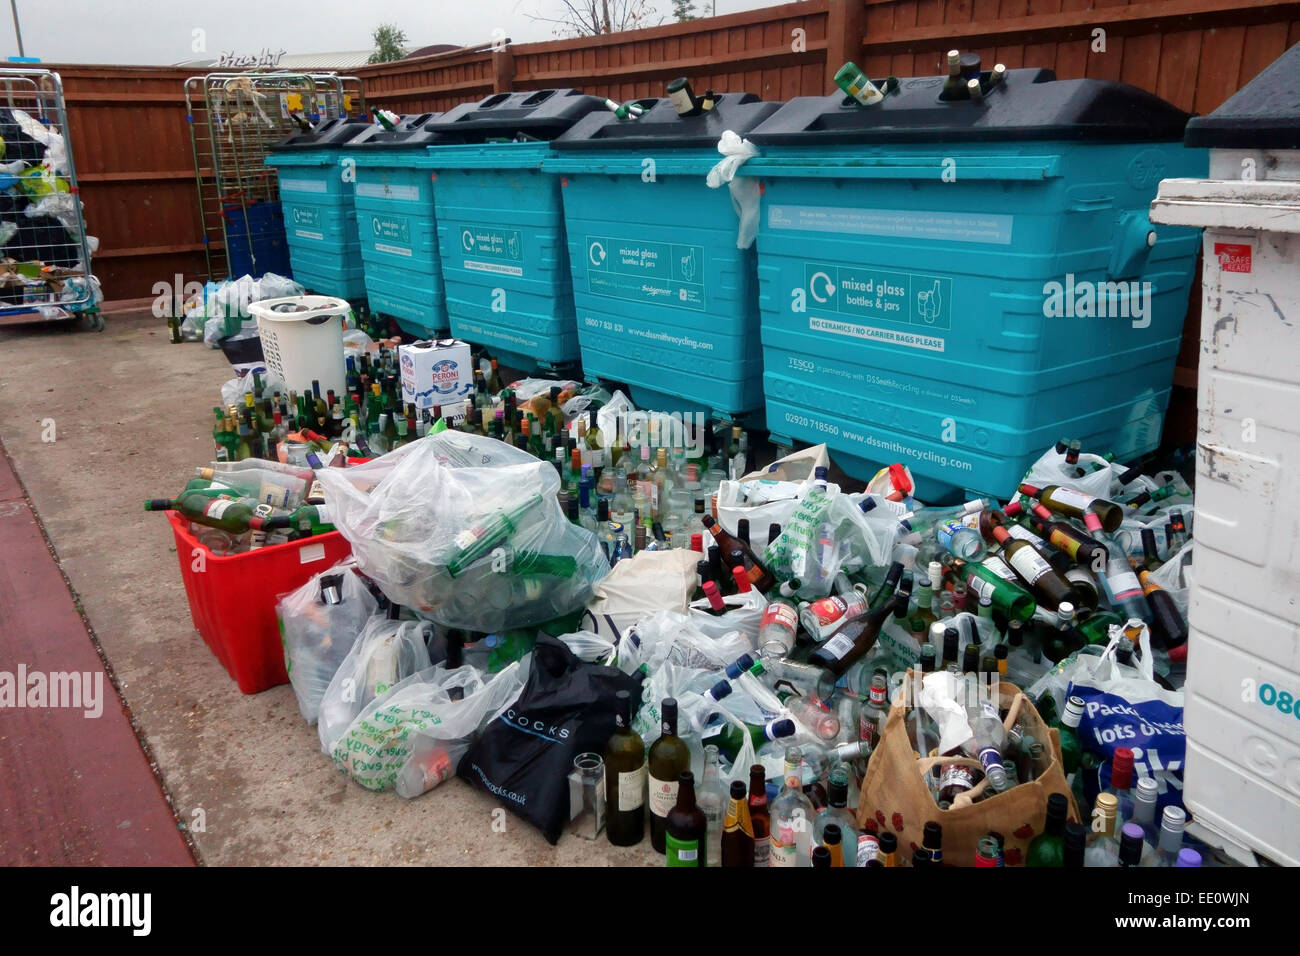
[1084,792,1121,867]
[812,767,859,867]
[697,745,727,868]
[769,746,814,867]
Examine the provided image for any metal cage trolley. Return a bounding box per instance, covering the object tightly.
[184,71,366,284]
[0,68,100,330]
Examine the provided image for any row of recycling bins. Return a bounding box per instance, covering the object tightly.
[264,72,1210,501]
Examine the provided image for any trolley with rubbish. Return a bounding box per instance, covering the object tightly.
[0,68,100,330]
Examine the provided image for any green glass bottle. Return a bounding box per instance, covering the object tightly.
[1054,694,1086,776]
[665,771,706,867]
[605,690,646,847]
[700,717,796,765]
[446,493,545,577]
[145,490,264,534]
[1026,792,1070,867]
[262,504,335,537]
[962,556,1037,622]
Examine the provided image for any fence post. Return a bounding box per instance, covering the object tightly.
[493,48,516,93]
[824,0,868,90]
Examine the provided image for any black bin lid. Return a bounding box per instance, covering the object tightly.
[345,112,448,148]
[551,93,782,150]
[746,68,1191,146]
[1185,42,1300,150]
[269,116,372,150]
[422,89,607,141]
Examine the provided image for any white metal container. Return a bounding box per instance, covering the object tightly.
[1150,58,1300,864]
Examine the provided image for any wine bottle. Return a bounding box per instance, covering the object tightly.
[648,698,691,853]
[665,771,706,867]
[604,690,646,847]
[1018,483,1123,533]
[961,556,1037,622]
[807,597,896,677]
[989,523,1074,610]
[747,764,771,867]
[701,514,775,591]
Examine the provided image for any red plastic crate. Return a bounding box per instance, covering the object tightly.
[166,512,352,694]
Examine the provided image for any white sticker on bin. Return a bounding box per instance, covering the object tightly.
[299,543,326,564]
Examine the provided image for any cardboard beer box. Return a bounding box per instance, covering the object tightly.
[399,339,473,412]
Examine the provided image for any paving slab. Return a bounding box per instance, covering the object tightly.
[0,311,659,866]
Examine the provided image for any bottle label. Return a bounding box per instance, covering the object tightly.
[258,480,294,509]
[753,837,770,867]
[315,503,334,525]
[857,834,880,865]
[665,833,699,867]
[1007,546,1053,585]
[983,556,1020,583]
[859,714,879,745]
[204,498,235,520]
[1047,488,1096,512]
[966,575,997,602]
[761,602,798,635]
[1004,523,1043,546]
[769,831,796,867]
[1047,527,1082,559]
[936,520,970,551]
[805,593,867,632]
[1109,568,1144,601]
[617,765,646,811]
[823,633,856,660]
[648,775,679,818]
[938,764,976,792]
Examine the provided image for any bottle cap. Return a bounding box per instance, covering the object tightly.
[1111,747,1135,787]
[1137,777,1158,800]
[929,621,946,643]
[690,533,704,552]
[1119,824,1145,864]
[706,678,732,702]
[1161,806,1187,831]
[1045,792,1068,826]
[1176,849,1202,867]
[828,779,848,808]
[729,780,747,799]
[878,831,898,853]
[922,821,943,849]
[771,719,796,739]
[962,645,979,672]
[823,823,842,846]
[1064,821,1088,851]
[812,846,832,867]
[1094,792,1119,815]
[661,697,678,728]
[994,644,1008,661]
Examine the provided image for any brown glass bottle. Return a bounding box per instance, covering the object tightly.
[721,780,755,867]
[990,523,1074,610]
[748,764,771,867]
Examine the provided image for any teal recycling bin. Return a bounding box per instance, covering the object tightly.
[346,114,449,338]
[743,67,1208,500]
[546,93,782,419]
[420,90,606,372]
[265,117,372,301]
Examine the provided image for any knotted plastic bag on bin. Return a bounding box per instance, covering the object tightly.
[329,659,528,797]
[317,614,433,755]
[313,432,610,631]
[277,559,378,724]
[706,130,761,249]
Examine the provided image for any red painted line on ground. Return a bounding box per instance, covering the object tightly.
[0,451,195,866]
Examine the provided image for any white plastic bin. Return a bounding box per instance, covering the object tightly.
[250,295,349,401]
[1150,43,1300,867]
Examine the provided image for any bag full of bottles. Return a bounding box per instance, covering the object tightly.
[313,429,611,633]
[856,671,1080,867]
[329,657,530,798]
[277,559,380,724]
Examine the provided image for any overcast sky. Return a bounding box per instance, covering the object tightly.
[3,0,788,65]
